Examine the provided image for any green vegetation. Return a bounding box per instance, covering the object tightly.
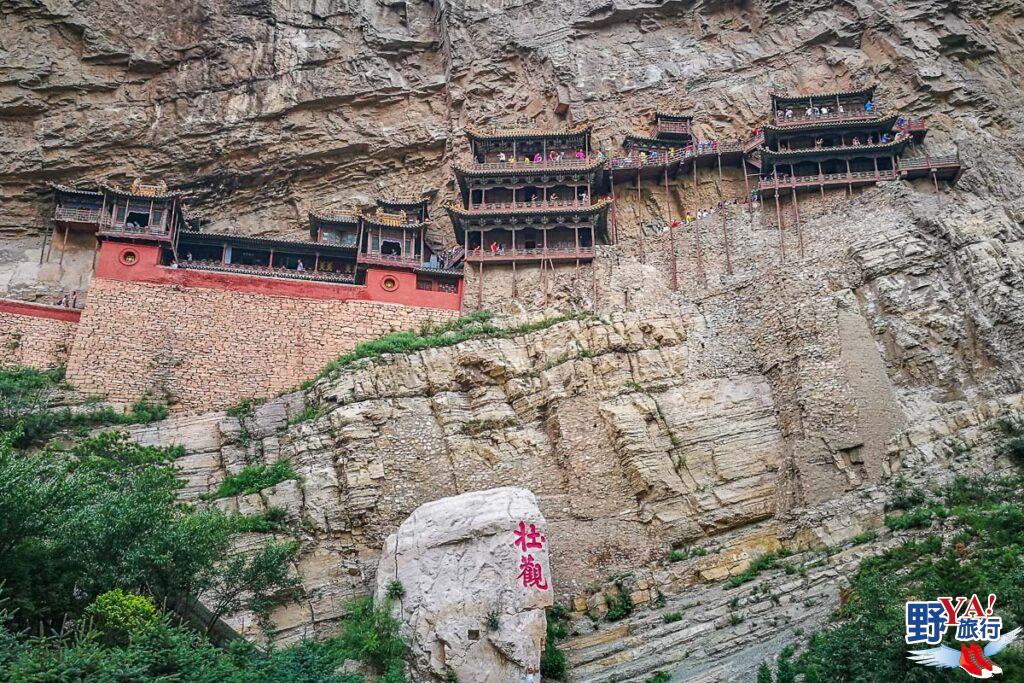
[541,605,570,681]
[386,580,405,601]
[0,366,168,447]
[305,311,586,387]
[728,549,791,588]
[646,672,671,683]
[758,470,1024,682]
[486,609,500,631]
[663,611,683,624]
[289,404,326,425]
[0,366,411,681]
[668,546,707,563]
[604,581,635,622]
[209,461,298,499]
[849,530,878,546]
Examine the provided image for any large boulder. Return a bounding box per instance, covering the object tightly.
[375,487,553,682]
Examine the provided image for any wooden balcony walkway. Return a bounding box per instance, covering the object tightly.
[464,246,595,263]
[53,207,100,225]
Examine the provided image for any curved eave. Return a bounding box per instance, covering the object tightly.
[101,185,182,201]
[363,218,425,231]
[308,211,360,226]
[761,139,907,163]
[654,112,693,122]
[452,158,607,178]
[49,183,102,198]
[377,199,429,211]
[764,113,898,136]
[770,84,877,107]
[445,200,612,245]
[464,123,593,143]
[623,132,679,148]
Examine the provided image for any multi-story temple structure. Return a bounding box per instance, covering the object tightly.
[446,124,613,302]
[47,181,463,305]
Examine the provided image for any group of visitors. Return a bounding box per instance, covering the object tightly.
[55,290,78,308]
[777,99,873,120]
[494,149,588,164]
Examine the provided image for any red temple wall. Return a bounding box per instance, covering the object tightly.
[0,299,80,369]
[64,241,461,413]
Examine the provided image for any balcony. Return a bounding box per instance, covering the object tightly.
[176,260,356,284]
[772,108,882,127]
[655,120,691,136]
[468,199,592,212]
[99,214,172,241]
[54,207,101,225]
[464,246,595,263]
[358,252,422,268]
[759,169,898,191]
[464,156,598,172]
[897,154,959,171]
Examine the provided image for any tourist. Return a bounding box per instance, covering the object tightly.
[596,150,606,161]
[865,99,874,111]
[550,193,559,202]
[669,146,676,157]
[880,133,890,143]
[575,149,585,160]
[548,150,557,161]
[186,251,193,261]
[821,106,829,115]
[533,152,542,163]
[650,149,658,163]
[70,291,77,308]
[897,115,906,127]
[640,152,648,165]
[57,294,67,307]
[805,106,813,117]
[498,151,507,162]
[524,156,531,164]
[579,191,588,203]
[838,103,845,114]
[776,109,784,119]
[558,151,565,161]
[866,135,873,145]
[490,241,498,253]
[852,136,861,145]
[296,259,304,271]
[785,108,793,119]
[814,138,823,148]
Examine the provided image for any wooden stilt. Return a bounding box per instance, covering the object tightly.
[742,160,752,218]
[636,172,645,263]
[40,218,53,264]
[722,209,732,275]
[774,190,785,263]
[695,209,705,288]
[609,173,618,244]
[791,187,804,258]
[512,259,517,299]
[58,225,69,266]
[477,260,483,309]
[665,167,677,291]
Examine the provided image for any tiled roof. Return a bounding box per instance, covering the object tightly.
[764,113,898,134]
[770,85,877,105]
[452,157,607,177]
[179,229,356,253]
[464,122,593,141]
[101,184,182,200]
[654,111,693,121]
[444,197,613,218]
[761,137,906,162]
[49,183,102,197]
[308,209,361,224]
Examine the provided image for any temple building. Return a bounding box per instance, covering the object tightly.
[622,112,694,155]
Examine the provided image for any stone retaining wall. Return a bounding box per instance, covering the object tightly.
[0,299,80,369]
[65,277,457,413]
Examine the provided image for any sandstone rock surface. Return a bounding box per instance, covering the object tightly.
[375,487,552,683]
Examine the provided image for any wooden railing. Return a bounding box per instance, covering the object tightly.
[898,154,960,170]
[440,245,464,269]
[359,252,421,267]
[464,246,595,262]
[471,199,590,211]
[465,157,597,171]
[772,109,882,127]
[610,141,745,170]
[54,207,101,224]
[894,119,927,132]
[744,135,765,153]
[655,121,691,135]
[98,215,172,240]
[176,261,356,284]
[758,169,898,190]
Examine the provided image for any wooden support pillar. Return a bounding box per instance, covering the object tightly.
[665,167,677,291]
[845,158,853,196]
[40,217,53,264]
[609,173,618,244]
[636,172,645,263]
[694,203,705,288]
[722,206,732,275]
[717,152,723,182]
[791,187,804,258]
[58,225,69,266]
[742,159,752,217]
[512,258,517,299]
[818,161,825,198]
[873,156,879,180]
[774,190,785,263]
[477,260,483,308]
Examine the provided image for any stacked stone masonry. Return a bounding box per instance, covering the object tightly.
[0,307,78,369]
[65,277,456,413]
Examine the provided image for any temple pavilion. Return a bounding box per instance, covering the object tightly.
[50,179,187,249]
[446,123,612,265]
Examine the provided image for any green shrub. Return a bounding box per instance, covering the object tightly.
[850,530,877,545]
[85,589,156,644]
[728,551,783,587]
[338,596,407,675]
[605,587,634,622]
[757,661,773,683]
[386,580,405,600]
[646,672,671,683]
[663,611,683,624]
[231,507,288,533]
[884,506,934,530]
[210,461,297,499]
[486,609,500,631]
[541,605,569,680]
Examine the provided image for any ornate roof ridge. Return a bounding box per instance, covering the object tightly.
[770,84,877,102]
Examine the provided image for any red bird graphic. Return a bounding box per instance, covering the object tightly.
[908,627,1021,678]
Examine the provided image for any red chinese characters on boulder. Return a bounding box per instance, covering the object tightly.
[514,521,550,590]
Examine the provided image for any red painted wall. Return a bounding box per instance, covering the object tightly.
[94,241,463,311]
[0,298,82,323]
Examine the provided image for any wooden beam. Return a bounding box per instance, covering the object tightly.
[722,208,732,275]
[774,191,785,263]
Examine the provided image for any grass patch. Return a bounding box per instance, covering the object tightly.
[668,546,707,563]
[306,311,586,386]
[728,549,791,588]
[541,605,569,680]
[229,507,288,533]
[605,580,635,622]
[850,530,877,546]
[663,611,683,624]
[209,461,297,500]
[646,673,671,683]
[288,405,325,425]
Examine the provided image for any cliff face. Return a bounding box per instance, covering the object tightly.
[3,0,1021,239]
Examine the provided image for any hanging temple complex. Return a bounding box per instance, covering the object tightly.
[1,85,962,412]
